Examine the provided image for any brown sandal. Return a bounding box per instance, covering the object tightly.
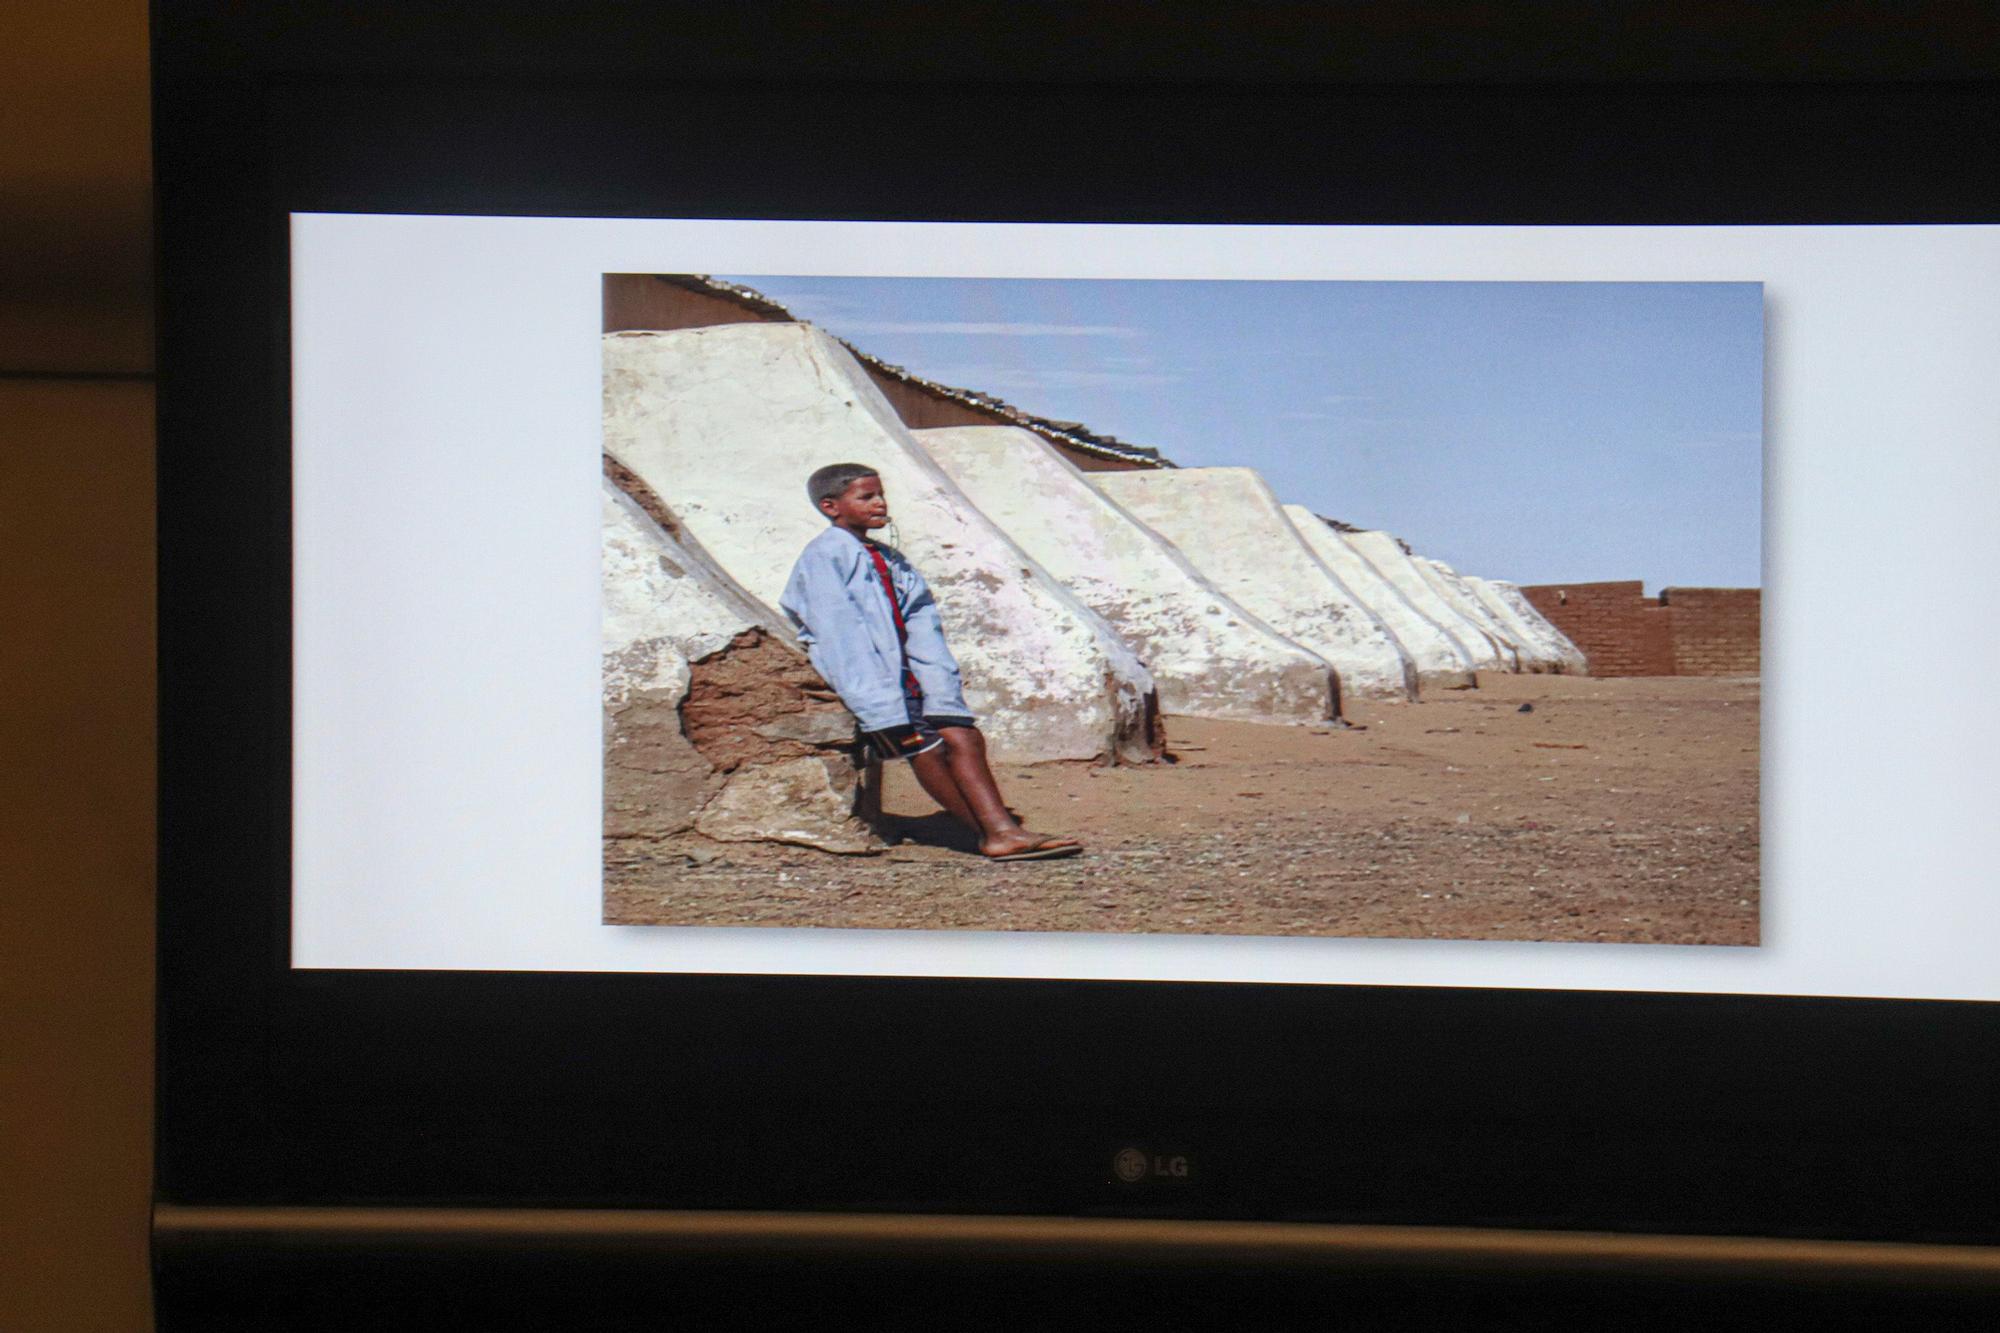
[986,838,1083,863]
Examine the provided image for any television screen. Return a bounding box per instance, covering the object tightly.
[155,13,2000,1315]
[289,213,1997,1003]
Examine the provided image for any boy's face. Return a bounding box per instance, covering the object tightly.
[819,475,890,532]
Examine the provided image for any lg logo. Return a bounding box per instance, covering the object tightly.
[1112,1147,1190,1183]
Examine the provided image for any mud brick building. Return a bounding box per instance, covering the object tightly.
[1660,586,1762,676]
[1519,581,1760,677]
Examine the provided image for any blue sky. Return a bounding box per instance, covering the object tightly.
[718,276,1764,589]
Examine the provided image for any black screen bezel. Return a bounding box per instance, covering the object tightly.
[155,5,2000,1241]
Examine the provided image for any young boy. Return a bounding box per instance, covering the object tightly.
[780,463,1081,862]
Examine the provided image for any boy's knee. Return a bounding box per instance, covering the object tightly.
[935,722,981,753]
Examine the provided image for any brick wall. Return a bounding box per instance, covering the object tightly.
[603,273,774,334]
[1519,581,1674,676]
[1519,581,1759,677]
[1660,586,1762,675]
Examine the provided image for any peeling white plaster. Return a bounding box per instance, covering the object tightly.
[1091,467,1416,704]
[917,426,1335,725]
[603,324,1155,762]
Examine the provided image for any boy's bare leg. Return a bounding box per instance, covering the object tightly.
[905,747,980,831]
[934,726,1078,856]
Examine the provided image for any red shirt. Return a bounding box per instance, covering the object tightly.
[862,540,921,694]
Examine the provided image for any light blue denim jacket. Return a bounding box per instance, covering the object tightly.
[779,525,974,732]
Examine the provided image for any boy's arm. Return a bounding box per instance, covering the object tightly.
[897,565,975,721]
[780,546,912,732]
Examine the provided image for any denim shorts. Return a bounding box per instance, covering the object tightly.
[859,677,975,763]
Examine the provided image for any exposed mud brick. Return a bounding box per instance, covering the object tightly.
[1521,581,1654,675]
[603,454,684,542]
[1661,587,1762,675]
[602,475,884,857]
[1522,581,1759,677]
[682,628,858,772]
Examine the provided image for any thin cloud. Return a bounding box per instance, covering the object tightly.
[751,292,864,321]
[827,320,1141,338]
[1278,410,1335,421]
[928,365,1178,391]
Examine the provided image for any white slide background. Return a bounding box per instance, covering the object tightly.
[291,215,2000,998]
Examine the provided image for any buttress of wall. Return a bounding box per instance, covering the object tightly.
[601,273,1150,473]
[1660,587,1762,675]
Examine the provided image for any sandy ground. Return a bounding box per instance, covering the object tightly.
[605,673,1759,945]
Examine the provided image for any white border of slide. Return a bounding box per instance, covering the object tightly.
[291,216,2000,998]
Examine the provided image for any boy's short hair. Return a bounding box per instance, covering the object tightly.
[806,463,880,511]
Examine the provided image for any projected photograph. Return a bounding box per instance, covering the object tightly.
[601,274,1762,945]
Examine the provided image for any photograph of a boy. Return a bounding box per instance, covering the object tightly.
[781,463,1083,863]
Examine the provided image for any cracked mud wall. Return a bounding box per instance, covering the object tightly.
[603,323,1159,764]
[603,475,881,856]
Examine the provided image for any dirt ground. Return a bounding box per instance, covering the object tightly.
[605,673,1760,945]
